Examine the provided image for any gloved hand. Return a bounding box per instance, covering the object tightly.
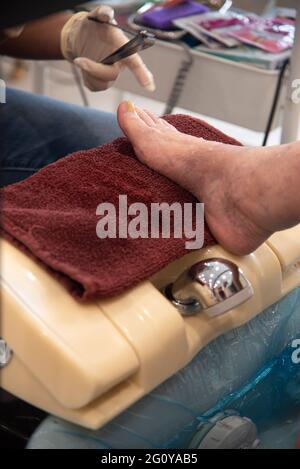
[61,5,155,92]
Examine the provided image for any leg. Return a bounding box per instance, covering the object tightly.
[0,88,122,187]
[117,101,300,255]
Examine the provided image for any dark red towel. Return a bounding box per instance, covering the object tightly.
[1,115,241,301]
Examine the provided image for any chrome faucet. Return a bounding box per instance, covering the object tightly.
[165,258,254,317]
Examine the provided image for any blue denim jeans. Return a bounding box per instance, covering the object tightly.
[0,88,122,187]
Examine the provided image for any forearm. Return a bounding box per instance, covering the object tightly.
[0,12,72,59]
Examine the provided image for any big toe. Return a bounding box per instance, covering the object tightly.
[117,101,147,145]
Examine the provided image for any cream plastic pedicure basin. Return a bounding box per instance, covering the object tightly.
[1,225,300,429]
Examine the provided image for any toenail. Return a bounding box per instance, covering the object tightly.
[126,101,135,113]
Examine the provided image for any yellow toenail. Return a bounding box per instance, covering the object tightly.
[126,101,135,113]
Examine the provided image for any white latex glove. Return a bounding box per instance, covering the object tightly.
[61,5,155,92]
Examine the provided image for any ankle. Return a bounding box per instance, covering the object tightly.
[226,147,276,236]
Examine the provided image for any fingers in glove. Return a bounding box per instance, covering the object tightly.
[123,53,155,92]
[90,5,115,23]
[74,57,120,82]
[82,72,113,92]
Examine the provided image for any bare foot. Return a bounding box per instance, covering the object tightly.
[117,101,274,256]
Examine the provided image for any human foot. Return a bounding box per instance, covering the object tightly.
[117,101,274,256]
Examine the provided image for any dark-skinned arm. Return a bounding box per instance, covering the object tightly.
[0,12,72,59]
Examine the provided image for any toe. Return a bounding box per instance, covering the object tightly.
[142,109,160,125]
[117,101,149,142]
[135,107,156,127]
[160,119,178,131]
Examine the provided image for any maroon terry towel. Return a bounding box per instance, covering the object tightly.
[1,115,241,301]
